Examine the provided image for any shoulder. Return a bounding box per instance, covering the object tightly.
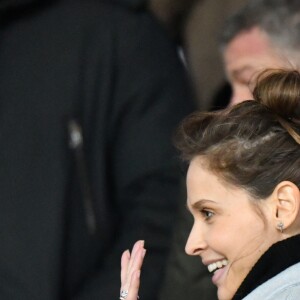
[243,263,300,300]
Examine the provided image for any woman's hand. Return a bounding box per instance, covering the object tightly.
[120,240,146,300]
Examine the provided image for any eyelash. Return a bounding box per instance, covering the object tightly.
[200,209,214,221]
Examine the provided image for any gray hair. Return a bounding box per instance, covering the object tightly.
[220,0,300,63]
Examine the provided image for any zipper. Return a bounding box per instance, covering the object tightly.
[67,119,97,235]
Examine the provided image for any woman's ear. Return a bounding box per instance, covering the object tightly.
[272,181,300,233]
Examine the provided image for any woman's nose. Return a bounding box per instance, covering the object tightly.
[185,223,207,256]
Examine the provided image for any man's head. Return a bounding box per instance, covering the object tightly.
[220,0,300,105]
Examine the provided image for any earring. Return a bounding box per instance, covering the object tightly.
[276,221,284,233]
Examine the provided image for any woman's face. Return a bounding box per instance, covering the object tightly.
[185,157,279,300]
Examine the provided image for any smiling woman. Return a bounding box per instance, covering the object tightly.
[119,69,300,300]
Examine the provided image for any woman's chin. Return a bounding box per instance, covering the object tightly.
[216,280,237,300]
[217,289,234,300]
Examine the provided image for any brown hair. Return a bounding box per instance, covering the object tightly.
[176,69,300,199]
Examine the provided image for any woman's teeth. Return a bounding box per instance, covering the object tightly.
[208,259,228,273]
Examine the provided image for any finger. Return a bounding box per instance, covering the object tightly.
[124,247,146,291]
[128,240,144,272]
[124,240,144,288]
[121,240,142,287]
[127,270,141,300]
[121,250,130,285]
[130,248,146,275]
[121,249,146,300]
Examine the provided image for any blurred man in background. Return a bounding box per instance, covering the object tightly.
[222,0,300,106]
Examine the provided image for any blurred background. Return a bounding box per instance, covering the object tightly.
[148,0,247,110]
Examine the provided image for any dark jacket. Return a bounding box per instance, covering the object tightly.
[0,0,194,299]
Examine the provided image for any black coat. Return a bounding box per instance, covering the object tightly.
[0,0,194,299]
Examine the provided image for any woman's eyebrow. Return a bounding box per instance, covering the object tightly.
[187,199,216,211]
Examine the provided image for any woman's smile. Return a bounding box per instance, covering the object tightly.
[211,263,229,286]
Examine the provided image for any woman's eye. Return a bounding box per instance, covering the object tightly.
[201,209,214,220]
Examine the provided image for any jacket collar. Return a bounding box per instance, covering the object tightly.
[232,234,300,299]
[242,262,300,300]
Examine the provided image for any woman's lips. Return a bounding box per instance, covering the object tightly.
[212,265,228,285]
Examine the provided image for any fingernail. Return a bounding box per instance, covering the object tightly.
[136,270,141,279]
[142,249,146,258]
[140,240,145,247]
[125,250,130,258]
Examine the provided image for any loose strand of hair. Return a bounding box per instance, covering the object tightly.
[277,116,300,145]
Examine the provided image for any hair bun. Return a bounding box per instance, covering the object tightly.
[253,69,300,122]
